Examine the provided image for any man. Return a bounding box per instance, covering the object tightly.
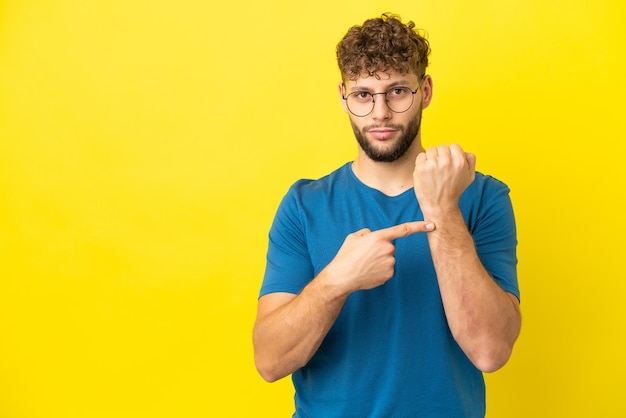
[253,14,521,418]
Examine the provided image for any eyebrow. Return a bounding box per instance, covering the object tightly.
[349,80,412,92]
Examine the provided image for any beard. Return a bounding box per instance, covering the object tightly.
[351,106,422,163]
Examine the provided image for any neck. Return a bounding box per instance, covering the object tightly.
[352,140,425,197]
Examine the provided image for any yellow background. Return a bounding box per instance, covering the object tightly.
[1,1,624,417]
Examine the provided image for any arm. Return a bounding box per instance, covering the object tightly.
[253,221,435,382]
[253,278,347,383]
[413,144,521,372]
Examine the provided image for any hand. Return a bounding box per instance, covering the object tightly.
[413,144,476,215]
[323,221,435,293]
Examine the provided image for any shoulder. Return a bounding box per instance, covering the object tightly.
[461,172,515,229]
[469,172,511,196]
[272,163,352,225]
[284,163,353,202]
[461,172,512,209]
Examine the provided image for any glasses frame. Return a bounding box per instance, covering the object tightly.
[341,75,426,118]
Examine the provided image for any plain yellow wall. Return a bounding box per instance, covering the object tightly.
[1,1,625,417]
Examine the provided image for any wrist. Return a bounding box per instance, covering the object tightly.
[314,266,354,302]
[420,204,463,224]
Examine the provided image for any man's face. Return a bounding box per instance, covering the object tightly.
[340,72,430,163]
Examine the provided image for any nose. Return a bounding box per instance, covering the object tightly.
[371,94,391,121]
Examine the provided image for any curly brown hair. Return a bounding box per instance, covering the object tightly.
[336,14,430,81]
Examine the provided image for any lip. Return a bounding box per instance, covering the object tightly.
[367,129,397,140]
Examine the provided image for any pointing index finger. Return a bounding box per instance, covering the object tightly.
[376,221,435,241]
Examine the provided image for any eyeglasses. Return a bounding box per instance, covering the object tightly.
[342,84,420,117]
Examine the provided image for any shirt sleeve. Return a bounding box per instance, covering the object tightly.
[467,176,520,302]
[259,182,314,298]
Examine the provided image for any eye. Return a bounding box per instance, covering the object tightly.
[388,87,409,97]
[351,91,372,102]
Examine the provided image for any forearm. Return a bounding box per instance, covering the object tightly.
[425,208,521,372]
[253,271,349,382]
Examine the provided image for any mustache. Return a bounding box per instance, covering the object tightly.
[363,123,405,132]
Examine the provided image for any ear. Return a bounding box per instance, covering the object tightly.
[338,82,349,114]
[420,75,433,109]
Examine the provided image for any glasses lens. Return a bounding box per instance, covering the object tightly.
[386,87,414,113]
[346,92,374,117]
